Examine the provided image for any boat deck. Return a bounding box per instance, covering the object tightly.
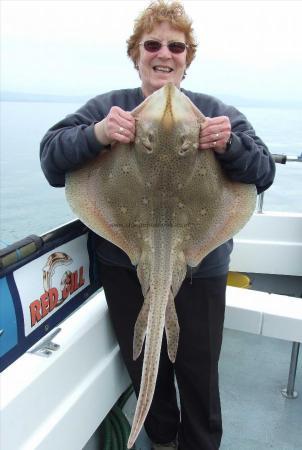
[118,329,302,450]
[220,329,301,450]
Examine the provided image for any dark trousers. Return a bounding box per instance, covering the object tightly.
[99,262,227,450]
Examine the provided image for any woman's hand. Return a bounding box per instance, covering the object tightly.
[199,116,231,154]
[94,106,136,145]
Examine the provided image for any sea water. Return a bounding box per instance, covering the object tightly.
[1,100,301,246]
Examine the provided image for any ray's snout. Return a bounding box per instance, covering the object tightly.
[162,83,199,129]
[135,83,198,131]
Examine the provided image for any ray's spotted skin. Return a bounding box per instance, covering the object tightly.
[65,83,257,448]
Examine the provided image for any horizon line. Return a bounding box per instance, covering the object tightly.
[1,90,301,109]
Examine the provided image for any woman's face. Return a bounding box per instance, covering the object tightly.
[137,22,187,97]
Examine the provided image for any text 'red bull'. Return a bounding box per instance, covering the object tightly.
[29,267,85,327]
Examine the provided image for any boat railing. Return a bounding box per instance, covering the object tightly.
[257,152,302,213]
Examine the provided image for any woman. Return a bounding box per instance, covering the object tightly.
[40,2,275,449]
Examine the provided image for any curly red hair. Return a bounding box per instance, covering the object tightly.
[127,1,197,71]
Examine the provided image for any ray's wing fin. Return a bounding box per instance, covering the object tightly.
[184,153,257,267]
[65,148,141,265]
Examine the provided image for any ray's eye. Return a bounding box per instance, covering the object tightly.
[141,133,154,153]
[178,136,191,156]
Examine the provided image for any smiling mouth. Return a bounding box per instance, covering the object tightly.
[153,66,173,73]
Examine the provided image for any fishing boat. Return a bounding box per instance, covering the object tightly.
[0,154,301,450]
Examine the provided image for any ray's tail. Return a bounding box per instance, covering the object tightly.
[127,249,186,448]
[127,283,168,448]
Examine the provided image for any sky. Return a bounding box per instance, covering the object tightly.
[1,0,302,103]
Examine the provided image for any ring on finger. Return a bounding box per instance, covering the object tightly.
[119,126,124,134]
[215,133,220,139]
[212,141,217,147]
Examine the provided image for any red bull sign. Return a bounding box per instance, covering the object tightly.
[13,234,90,336]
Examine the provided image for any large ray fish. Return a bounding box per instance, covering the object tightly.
[65,83,256,448]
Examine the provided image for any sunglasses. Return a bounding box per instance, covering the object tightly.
[139,40,188,54]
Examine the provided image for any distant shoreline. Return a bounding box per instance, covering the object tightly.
[1,91,301,109]
[1,92,89,104]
